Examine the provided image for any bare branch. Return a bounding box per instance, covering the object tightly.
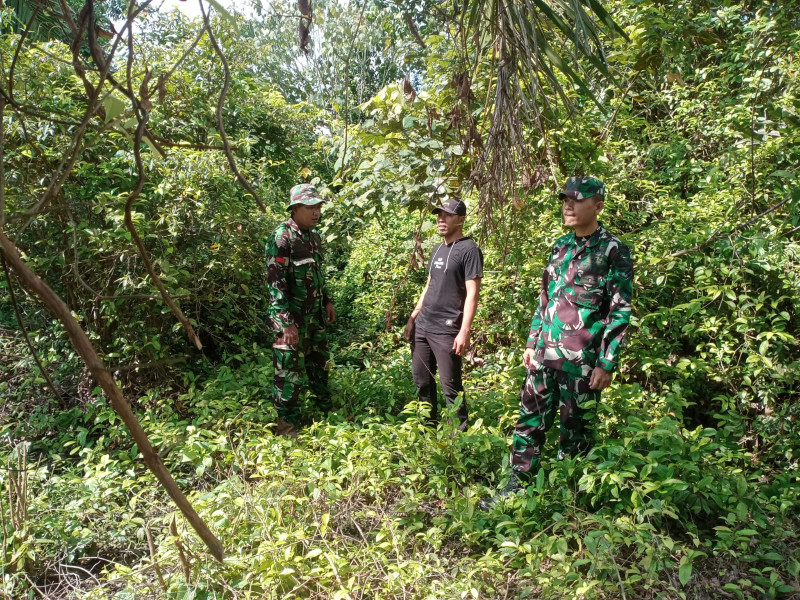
[403,12,426,48]
[162,25,207,82]
[12,0,163,232]
[8,8,39,104]
[64,203,168,301]
[337,0,369,179]
[123,30,203,350]
[0,228,223,561]
[670,195,794,258]
[146,521,169,593]
[200,1,267,212]
[149,135,227,151]
[0,98,5,227]
[1,256,66,408]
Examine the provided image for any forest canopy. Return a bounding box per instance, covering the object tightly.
[1,0,799,598]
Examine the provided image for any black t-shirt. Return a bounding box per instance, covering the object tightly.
[415,236,484,335]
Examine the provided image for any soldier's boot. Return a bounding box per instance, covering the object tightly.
[478,471,524,511]
[275,417,299,439]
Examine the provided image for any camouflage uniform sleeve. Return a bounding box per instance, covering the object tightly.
[525,260,551,350]
[597,243,634,371]
[265,232,294,329]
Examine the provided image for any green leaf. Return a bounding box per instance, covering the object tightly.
[103,96,127,123]
[679,562,692,586]
[206,0,237,25]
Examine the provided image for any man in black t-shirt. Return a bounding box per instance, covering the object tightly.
[404,199,484,430]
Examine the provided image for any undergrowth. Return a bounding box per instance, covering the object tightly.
[2,341,799,599]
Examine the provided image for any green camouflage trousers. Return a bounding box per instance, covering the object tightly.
[272,324,331,425]
[510,366,599,474]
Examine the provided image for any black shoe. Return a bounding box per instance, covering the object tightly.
[478,471,524,511]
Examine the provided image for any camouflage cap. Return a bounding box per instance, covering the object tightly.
[559,176,605,201]
[287,183,325,209]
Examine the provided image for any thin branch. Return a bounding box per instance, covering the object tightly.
[123,27,203,351]
[0,92,83,127]
[670,195,794,258]
[0,98,5,227]
[12,1,147,232]
[337,0,369,179]
[0,228,224,561]
[146,521,169,594]
[200,1,267,212]
[64,203,166,301]
[113,356,188,374]
[57,0,79,37]
[1,256,66,408]
[162,25,207,82]
[149,135,226,151]
[8,8,39,104]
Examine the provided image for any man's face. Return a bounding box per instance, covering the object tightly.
[292,203,322,230]
[436,211,465,236]
[562,195,603,230]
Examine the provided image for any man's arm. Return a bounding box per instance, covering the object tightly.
[590,243,634,389]
[266,234,298,344]
[404,274,431,342]
[453,278,480,355]
[597,243,634,372]
[523,263,551,369]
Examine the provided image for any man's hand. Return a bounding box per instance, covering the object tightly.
[522,348,537,370]
[281,324,299,346]
[453,330,470,356]
[403,315,416,342]
[325,302,336,324]
[589,366,613,390]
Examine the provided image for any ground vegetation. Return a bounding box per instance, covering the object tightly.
[1,0,799,598]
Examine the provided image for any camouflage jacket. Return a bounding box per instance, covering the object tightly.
[265,218,331,330]
[526,224,633,377]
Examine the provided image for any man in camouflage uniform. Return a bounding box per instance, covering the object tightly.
[481,176,633,509]
[265,184,336,437]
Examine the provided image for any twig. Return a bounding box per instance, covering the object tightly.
[123,30,203,351]
[21,573,48,599]
[337,0,369,179]
[1,256,66,408]
[64,203,160,301]
[146,521,169,593]
[8,8,39,104]
[170,515,193,583]
[162,25,207,82]
[670,195,793,257]
[0,98,5,227]
[602,535,628,600]
[0,229,224,561]
[200,1,267,212]
[113,356,188,374]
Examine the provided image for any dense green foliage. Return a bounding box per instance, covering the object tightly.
[1,0,799,598]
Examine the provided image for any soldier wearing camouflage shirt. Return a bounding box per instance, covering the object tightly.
[481,176,633,509]
[265,184,335,437]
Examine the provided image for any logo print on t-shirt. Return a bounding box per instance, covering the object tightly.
[433,257,445,269]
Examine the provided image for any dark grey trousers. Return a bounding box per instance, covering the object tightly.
[411,327,468,430]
